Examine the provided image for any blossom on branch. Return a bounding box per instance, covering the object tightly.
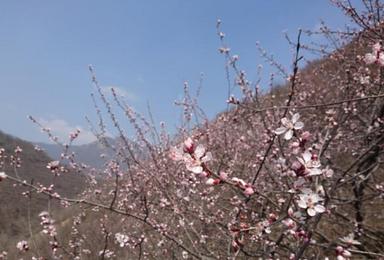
[16,241,29,252]
[232,177,255,196]
[364,42,384,66]
[275,113,304,140]
[336,246,352,260]
[115,233,129,247]
[47,160,60,172]
[339,233,361,246]
[0,172,7,181]
[297,189,326,216]
[296,151,322,176]
[170,138,212,174]
[205,178,221,186]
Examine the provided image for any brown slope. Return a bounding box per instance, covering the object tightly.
[0,130,86,250]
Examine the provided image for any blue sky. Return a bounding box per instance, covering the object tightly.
[0,1,360,144]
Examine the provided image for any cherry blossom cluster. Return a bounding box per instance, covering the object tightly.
[170,137,212,175]
[273,113,328,219]
[363,42,384,66]
[69,129,81,141]
[0,148,6,168]
[39,211,57,237]
[9,146,22,168]
[98,249,115,259]
[170,138,256,196]
[46,160,65,175]
[115,233,129,247]
[16,240,29,252]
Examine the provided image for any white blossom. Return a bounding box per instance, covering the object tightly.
[339,233,361,246]
[275,113,304,140]
[16,240,29,252]
[297,189,326,216]
[0,172,7,181]
[115,233,129,247]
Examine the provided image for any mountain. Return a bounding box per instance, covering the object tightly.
[0,130,86,250]
[37,136,148,170]
[36,138,116,169]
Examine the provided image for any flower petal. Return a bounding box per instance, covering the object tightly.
[297,199,307,209]
[302,151,312,163]
[284,129,294,140]
[281,118,290,127]
[201,152,212,163]
[187,165,203,174]
[184,138,194,150]
[275,127,287,135]
[183,153,193,163]
[314,204,325,213]
[294,121,304,130]
[194,144,206,159]
[291,113,300,124]
[244,187,255,196]
[307,208,316,216]
[308,168,322,176]
[297,157,305,166]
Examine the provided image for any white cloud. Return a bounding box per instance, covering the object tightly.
[101,86,136,101]
[38,118,97,145]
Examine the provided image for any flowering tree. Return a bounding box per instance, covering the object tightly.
[1,1,384,259]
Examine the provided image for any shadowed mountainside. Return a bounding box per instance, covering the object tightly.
[0,130,86,250]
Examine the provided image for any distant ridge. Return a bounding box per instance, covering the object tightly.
[36,137,116,169]
[0,130,85,247]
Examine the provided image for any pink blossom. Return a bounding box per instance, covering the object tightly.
[184,137,194,152]
[364,42,384,66]
[219,171,228,180]
[170,139,212,174]
[244,186,255,196]
[282,218,296,229]
[336,246,352,260]
[184,144,212,173]
[296,151,322,176]
[69,129,80,141]
[205,178,220,186]
[301,131,311,141]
